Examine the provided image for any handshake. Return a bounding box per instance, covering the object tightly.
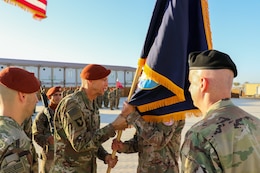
[110,101,135,130]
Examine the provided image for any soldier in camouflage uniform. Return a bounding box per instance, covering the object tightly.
[49,64,128,173]
[96,95,103,108]
[108,87,116,110]
[112,101,185,172]
[32,86,63,173]
[0,67,40,173]
[114,87,121,109]
[181,50,260,172]
[103,87,109,108]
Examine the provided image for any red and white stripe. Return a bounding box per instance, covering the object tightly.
[4,0,47,20]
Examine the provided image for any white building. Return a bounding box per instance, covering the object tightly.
[0,58,136,89]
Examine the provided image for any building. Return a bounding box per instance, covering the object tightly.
[0,58,136,96]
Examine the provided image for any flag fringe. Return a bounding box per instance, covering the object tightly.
[144,63,185,100]
[201,0,213,49]
[142,109,202,122]
[136,63,185,112]
[137,95,183,113]
[3,0,47,20]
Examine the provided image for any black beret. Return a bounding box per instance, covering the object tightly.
[189,49,237,77]
[80,64,111,80]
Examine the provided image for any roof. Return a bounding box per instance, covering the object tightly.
[0,58,136,71]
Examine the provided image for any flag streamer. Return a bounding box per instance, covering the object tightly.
[3,0,47,20]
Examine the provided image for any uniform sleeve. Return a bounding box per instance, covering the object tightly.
[97,145,109,162]
[118,133,139,153]
[180,131,222,173]
[32,110,51,148]
[56,98,116,152]
[126,111,184,150]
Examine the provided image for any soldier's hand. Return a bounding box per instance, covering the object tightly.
[111,139,123,151]
[47,136,54,145]
[111,114,128,130]
[121,101,135,117]
[105,154,118,168]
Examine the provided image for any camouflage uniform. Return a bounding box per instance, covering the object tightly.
[96,95,103,108]
[114,88,121,109]
[22,117,38,173]
[108,88,115,110]
[0,116,32,173]
[119,111,185,173]
[32,108,55,173]
[181,99,260,173]
[103,89,109,108]
[49,89,116,173]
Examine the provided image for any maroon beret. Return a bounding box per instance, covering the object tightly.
[0,67,40,93]
[80,64,111,80]
[46,86,62,99]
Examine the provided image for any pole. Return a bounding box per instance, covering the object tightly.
[106,65,143,173]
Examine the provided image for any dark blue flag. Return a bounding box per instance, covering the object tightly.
[129,0,212,122]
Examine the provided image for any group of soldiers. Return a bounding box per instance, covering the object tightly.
[0,76,122,173]
[30,85,121,172]
[96,87,121,110]
[2,50,260,173]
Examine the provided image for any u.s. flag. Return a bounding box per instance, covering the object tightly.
[3,0,47,20]
[128,0,212,122]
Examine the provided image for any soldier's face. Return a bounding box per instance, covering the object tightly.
[95,77,108,95]
[51,91,63,104]
[25,92,38,118]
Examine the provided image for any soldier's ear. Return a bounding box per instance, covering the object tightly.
[17,92,26,102]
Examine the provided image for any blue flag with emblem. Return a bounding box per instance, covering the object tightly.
[128,0,212,122]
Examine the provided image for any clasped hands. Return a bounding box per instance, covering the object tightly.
[111,101,135,130]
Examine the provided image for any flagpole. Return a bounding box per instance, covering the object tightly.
[106,64,143,173]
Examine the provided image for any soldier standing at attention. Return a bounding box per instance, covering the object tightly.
[103,87,109,108]
[114,87,121,109]
[49,64,128,173]
[96,95,103,108]
[32,86,63,173]
[108,87,116,110]
[181,50,260,172]
[0,67,40,173]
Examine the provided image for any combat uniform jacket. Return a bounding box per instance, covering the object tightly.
[32,107,54,172]
[119,111,185,173]
[50,89,116,173]
[0,116,32,173]
[22,117,38,173]
[181,99,260,173]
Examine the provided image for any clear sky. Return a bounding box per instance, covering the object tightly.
[0,0,259,84]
